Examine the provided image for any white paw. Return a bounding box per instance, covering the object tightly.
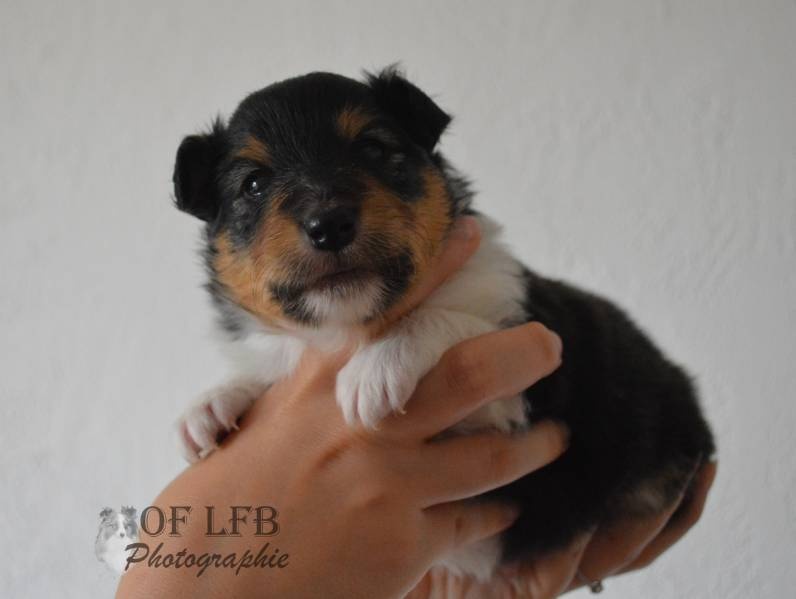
[176,381,264,462]
[335,309,499,429]
[336,341,423,429]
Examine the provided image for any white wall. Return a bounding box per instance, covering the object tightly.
[1,1,794,597]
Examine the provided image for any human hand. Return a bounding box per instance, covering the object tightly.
[406,461,717,599]
[116,217,568,599]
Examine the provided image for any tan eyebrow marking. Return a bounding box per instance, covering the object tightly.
[336,107,373,140]
[235,136,270,164]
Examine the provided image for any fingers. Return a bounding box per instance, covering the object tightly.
[408,534,591,599]
[504,533,592,599]
[621,461,717,572]
[373,216,482,335]
[402,322,562,439]
[567,460,716,591]
[567,505,676,590]
[405,566,505,599]
[424,499,521,558]
[417,421,569,505]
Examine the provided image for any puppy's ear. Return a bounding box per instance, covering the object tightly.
[173,118,226,222]
[99,507,114,519]
[120,506,137,519]
[366,66,451,152]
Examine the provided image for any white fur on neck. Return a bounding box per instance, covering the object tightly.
[200,214,528,579]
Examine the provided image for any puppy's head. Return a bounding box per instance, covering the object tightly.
[174,67,466,331]
[97,507,137,541]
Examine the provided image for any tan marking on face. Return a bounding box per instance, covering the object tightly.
[235,136,270,164]
[213,167,452,332]
[213,233,285,327]
[358,176,415,252]
[212,197,307,329]
[250,206,307,283]
[336,107,373,140]
[408,168,453,268]
[359,167,453,335]
[358,168,451,265]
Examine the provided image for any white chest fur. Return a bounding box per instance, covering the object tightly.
[180,215,529,578]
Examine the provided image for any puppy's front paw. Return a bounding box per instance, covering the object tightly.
[335,309,497,429]
[336,341,424,429]
[177,381,264,462]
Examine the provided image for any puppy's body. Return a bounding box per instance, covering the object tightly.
[172,69,714,580]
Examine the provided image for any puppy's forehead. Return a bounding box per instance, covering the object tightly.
[228,72,378,158]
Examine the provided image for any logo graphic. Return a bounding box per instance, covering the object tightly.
[95,506,138,574]
[94,504,290,576]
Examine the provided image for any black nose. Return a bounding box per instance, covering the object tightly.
[302,206,357,252]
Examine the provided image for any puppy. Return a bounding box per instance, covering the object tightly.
[95,506,138,574]
[171,67,714,580]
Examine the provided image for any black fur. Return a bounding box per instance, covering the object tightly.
[365,65,452,151]
[269,282,319,325]
[175,68,460,329]
[173,67,714,564]
[174,70,454,242]
[372,250,416,315]
[173,119,227,223]
[490,269,714,559]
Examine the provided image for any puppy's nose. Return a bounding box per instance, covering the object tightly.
[302,206,357,252]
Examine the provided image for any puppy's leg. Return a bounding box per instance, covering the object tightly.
[177,334,306,462]
[336,308,498,428]
[177,377,269,462]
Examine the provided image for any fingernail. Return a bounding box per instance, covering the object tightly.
[539,419,570,445]
[502,504,521,525]
[558,425,571,451]
[450,216,478,241]
[680,455,704,495]
[550,331,563,356]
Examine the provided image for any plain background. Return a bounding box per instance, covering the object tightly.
[1,1,794,597]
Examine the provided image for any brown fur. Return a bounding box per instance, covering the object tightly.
[235,136,270,165]
[212,165,452,332]
[211,198,305,330]
[336,107,373,140]
[363,168,452,332]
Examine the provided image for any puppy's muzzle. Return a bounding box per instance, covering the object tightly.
[302,205,358,252]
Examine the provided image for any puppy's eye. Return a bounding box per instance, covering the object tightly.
[355,139,388,161]
[242,170,271,198]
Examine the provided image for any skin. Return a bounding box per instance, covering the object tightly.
[116,217,716,599]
